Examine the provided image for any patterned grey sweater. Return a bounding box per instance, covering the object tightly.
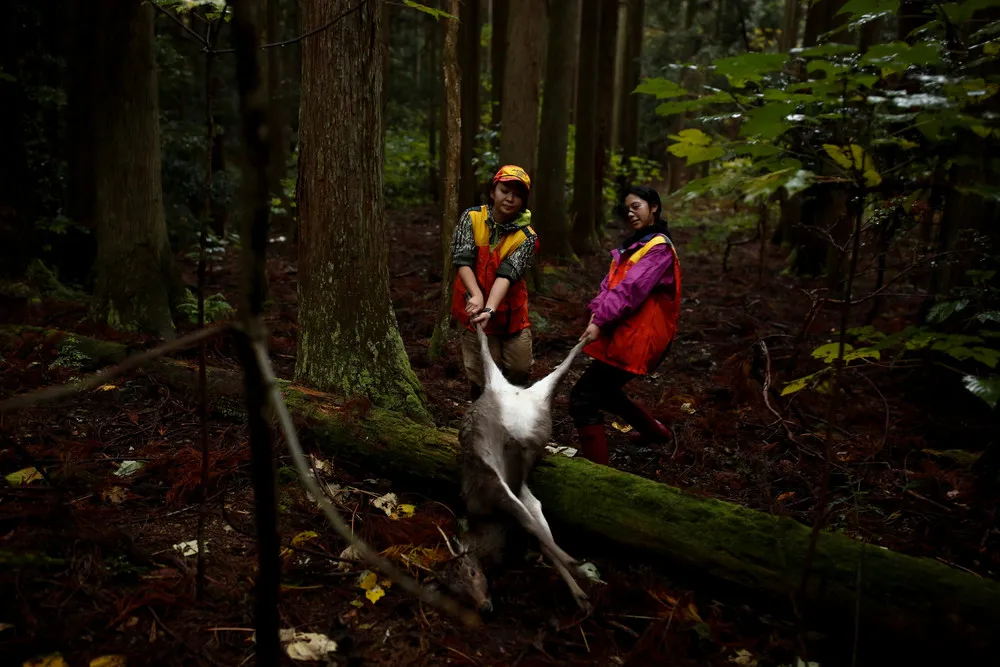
[450,206,537,283]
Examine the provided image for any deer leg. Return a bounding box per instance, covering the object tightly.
[518,487,591,610]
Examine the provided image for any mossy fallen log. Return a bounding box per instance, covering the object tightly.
[4,325,1000,651]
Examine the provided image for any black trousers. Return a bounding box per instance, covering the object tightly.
[568,359,640,428]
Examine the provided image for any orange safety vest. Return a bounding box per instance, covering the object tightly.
[451,206,537,335]
[584,235,682,376]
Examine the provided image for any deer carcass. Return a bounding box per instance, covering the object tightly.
[442,324,593,613]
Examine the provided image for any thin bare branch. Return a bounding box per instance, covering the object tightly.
[0,323,233,414]
[212,0,368,54]
[151,2,210,49]
[250,340,481,627]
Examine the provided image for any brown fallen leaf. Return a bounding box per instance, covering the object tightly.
[101,486,128,505]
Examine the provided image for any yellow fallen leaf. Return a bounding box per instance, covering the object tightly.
[610,421,633,434]
[97,384,118,392]
[394,503,416,519]
[358,570,378,590]
[350,598,364,608]
[365,586,385,604]
[23,656,68,667]
[6,467,43,487]
[90,656,128,667]
[684,602,703,623]
[291,531,319,547]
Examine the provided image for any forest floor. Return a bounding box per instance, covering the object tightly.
[1,199,997,666]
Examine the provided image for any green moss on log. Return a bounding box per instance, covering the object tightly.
[4,325,999,649]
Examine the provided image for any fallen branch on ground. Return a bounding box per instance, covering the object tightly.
[3,326,1000,655]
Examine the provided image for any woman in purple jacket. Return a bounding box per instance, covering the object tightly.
[571,185,683,465]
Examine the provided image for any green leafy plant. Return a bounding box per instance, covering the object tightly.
[177,289,234,324]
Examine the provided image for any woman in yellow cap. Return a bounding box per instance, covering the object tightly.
[449,165,539,400]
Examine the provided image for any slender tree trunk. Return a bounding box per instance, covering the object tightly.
[430,2,463,358]
[91,0,178,336]
[498,0,545,175]
[620,0,645,161]
[266,0,288,206]
[570,0,601,255]
[228,0,281,662]
[459,0,481,206]
[297,0,430,422]
[534,0,580,260]
[491,0,509,129]
[611,1,628,151]
[780,0,802,51]
[427,14,441,200]
[594,0,619,228]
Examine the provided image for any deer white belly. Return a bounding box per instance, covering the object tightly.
[495,385,545,443]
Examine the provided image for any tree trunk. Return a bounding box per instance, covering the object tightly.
[8,324,1000,658]
[267,0,288,207]
[779,0,802,51]
[459,0,481,207]
[429,1,463,359]
[427,14,441,201]
[619,0,645,161]
[533,0,580,260]
[594,0,620,229]
[297,0,430,423]
[610,1,629,152]
[91,0,178,337]
[491,0,509,129]
[498,0,545,175]
[569,0,601,255]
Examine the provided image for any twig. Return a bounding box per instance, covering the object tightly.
[759,340,800,445]
[212,0,368,54]
[252,340,480,626]
[152,2,210,48]
[0,323,233,414]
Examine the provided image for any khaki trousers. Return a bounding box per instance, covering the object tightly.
[460,328,533,389]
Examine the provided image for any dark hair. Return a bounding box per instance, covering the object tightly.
[617,184,670,238]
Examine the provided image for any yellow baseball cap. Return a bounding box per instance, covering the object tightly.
[492,165,531,193]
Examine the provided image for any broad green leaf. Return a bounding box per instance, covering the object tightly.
[971,347,1000,368]
[782,373,815,396]
[667,129,725,165]
[740,102,796,139]
[712,53,789,86]
[634,77,688,99]
[861,41,942,72]
[784,169,817,196]
[402,0,457,20]
[655,92,732,116]
[822,144,882,186]
[963,374,1000,408]
[6,467,42,487]
[807,60,851,78]
[731,142,781,158]
[812,342,854,363]
[796,43,859,58]
[956,182,1000,202]
[942,0,1000,24]
[928,299,969,322]
[836,0,900,17]
[844,347,881,362]
[976,311,1000,323]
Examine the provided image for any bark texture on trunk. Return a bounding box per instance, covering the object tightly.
[593,0,620,224]
[570,0,601,255]
[430,0,463,358]
[533,0,580,260]
[498,0,545,175]
[491,0,509,128]
[6,324,1000,657]
[296,0,429,423]
[91,0,177,337]
[619,0,645,160]
[459,0,481,207]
